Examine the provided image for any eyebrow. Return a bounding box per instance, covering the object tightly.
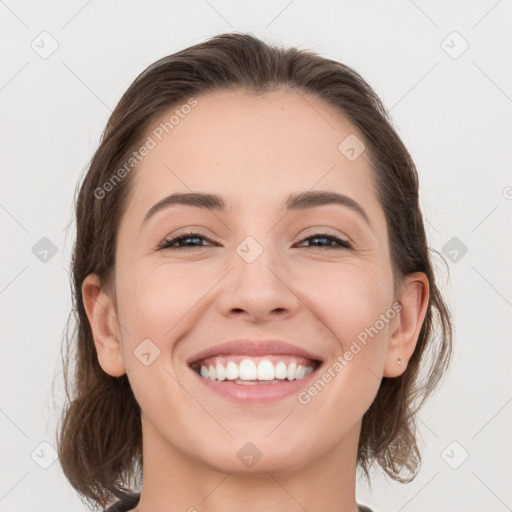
[142,190,371,227]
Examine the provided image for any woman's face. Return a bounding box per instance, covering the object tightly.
[89,88,422,474]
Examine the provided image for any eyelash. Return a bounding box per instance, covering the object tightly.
[158,229,353,251]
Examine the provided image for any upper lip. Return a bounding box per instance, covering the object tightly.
[187,339,324,365]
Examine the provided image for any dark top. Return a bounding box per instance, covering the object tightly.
[104,494,375,512]
[104,494,140,512]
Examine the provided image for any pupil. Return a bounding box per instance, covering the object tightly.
[182,237,200,246]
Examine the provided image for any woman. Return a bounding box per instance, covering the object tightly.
[57,32,452,512]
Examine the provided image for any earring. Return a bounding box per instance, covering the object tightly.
[397,357,403,365]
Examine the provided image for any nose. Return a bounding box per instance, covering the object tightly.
[216,241,302,324]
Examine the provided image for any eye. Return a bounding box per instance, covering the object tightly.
[158,230,353,251]
[158,229,217,251]
[296,231,352,250]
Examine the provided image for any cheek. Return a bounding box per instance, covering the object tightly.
[115,262,203,340]
[297,277,393,433]
[113,260,226,393]
[295,263,395,415]
[296,259,395,351]
[114,264,202,420]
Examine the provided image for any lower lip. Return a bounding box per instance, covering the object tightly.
[189,366,321,404]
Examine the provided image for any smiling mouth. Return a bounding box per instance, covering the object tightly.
[189,355,322,384]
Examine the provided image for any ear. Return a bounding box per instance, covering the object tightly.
[383,272,429,378]
[82,273,126,377]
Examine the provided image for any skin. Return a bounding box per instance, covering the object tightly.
[82,88,429,512]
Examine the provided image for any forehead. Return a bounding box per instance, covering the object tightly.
[128,88,378,216]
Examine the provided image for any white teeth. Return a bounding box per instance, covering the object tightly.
[257,360,275,380]
[216,363,227,381]
[287,362,296,381]
[275,361,287,379]
[239,359,257,380]
[226,361,239,380]
[197,358,316,382]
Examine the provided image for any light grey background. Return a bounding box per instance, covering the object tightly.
[1,1,511,511]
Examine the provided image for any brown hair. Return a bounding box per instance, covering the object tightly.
[56,32,452,509]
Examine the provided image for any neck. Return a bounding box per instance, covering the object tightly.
[130,419,362,512]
